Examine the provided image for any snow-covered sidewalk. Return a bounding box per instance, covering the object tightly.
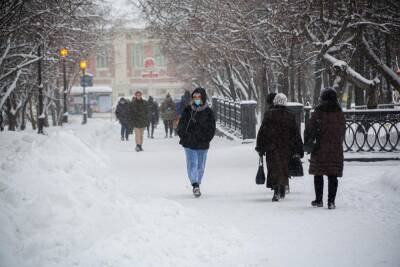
[1,118,399,267]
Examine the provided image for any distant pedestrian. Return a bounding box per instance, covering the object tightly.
[174,90,192,136]
[177,90,192,117]
[146,96,159,139]
[115,97,131,141]
[255,93,303,202]
[160,93,176,138]
[131,91,148,152]
[304,88,345,209]
[177,87,216,198]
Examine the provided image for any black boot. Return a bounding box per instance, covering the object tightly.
[311,175,323,207]
[272,186,280,202]
[328,176,338,209]
[279,185,286,199]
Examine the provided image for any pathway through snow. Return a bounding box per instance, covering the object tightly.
[0,118,399,267]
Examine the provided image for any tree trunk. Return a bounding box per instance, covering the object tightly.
[224,60,237,100]
[20,97,30,131]
[385,34,393,103]
[28,98,37,130]
[346,83,353,109]
[313,58,323,106]
[281,66,289,97]
[6,98,17,131]
[297,65,304,104]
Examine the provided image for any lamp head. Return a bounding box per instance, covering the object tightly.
[60,48,68,57]
[79,60,87,70]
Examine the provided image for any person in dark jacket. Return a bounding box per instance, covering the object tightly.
[266,92,277,110]
[160,94,177,138]
[177,90,192,116]
[304,88,345,209]
[255,93,304,202]
[146,96,159,139]
[131,91,148,152]
[115,97,131,141]
[177,87,216,198]
[175,90,192,136]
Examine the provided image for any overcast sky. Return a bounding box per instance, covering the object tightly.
[106,0,146,28]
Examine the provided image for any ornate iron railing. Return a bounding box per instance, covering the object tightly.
[305,107,400,152]
[343,110,400,152]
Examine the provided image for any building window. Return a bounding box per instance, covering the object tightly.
[96,47,108,69]
[132,43,144,68]
[153,43,166,67]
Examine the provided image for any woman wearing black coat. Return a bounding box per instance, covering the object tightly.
[256,93,304,202]
[304,88,345,209]
[177,87,216,198]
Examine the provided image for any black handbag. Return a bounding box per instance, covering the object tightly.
[304,118,321,154]
[255,157,266,185]
[288,157,303,177]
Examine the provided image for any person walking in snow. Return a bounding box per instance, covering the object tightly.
[131,91,148,152]
[115,97,131,141]
[146,96,159,139]
[255,93,303,202]
[177,87,216,198]
[304,88,345,209]
[160,93,177,138]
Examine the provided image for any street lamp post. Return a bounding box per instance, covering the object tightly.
[80,60,87,124]
[60,48,68,123]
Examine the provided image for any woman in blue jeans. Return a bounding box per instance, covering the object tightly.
[177,87,216,197]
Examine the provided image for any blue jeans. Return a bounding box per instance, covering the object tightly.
[184,148,208,185]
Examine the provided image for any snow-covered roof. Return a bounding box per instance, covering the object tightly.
[70,86,112,94]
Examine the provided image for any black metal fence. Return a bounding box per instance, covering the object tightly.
[211,97,257,140]
[305,108,400,152]
[214,96,400,152]
[342,110,400,152]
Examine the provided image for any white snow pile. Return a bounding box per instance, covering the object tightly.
[0,122,243,267]
[380,169,400,192]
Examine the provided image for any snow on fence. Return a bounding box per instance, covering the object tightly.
[211,97,257,140]
[305,107,400,152]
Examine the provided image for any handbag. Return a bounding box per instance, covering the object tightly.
[304,118,321,154]
[288,156,303,177]
[255,157,266,185]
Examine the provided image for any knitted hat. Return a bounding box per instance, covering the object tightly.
[273,93,287,106]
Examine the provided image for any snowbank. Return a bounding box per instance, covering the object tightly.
[0,121,243,267]
[380,169,400,192]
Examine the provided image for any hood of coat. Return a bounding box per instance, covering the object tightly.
[192,87,207,105]
[316,88,342,112]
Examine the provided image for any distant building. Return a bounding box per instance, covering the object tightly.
[81,28,185,106]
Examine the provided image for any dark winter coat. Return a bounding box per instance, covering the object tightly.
[160,98,177,121]
[305,104,346,177]
[177,92,191,116]
[131,99,148,128]
[177,104,216,150]
[256,106,303,188]
[147,99,159,124]
[115,100,131,125]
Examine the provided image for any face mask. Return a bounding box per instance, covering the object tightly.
[194,99,202,106]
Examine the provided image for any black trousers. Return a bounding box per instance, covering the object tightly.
[120,122,130,140]
[147,121,156,137]
[163,120,173,136]
[314,175,338,203]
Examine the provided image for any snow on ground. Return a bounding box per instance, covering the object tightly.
[1,117,400,267]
